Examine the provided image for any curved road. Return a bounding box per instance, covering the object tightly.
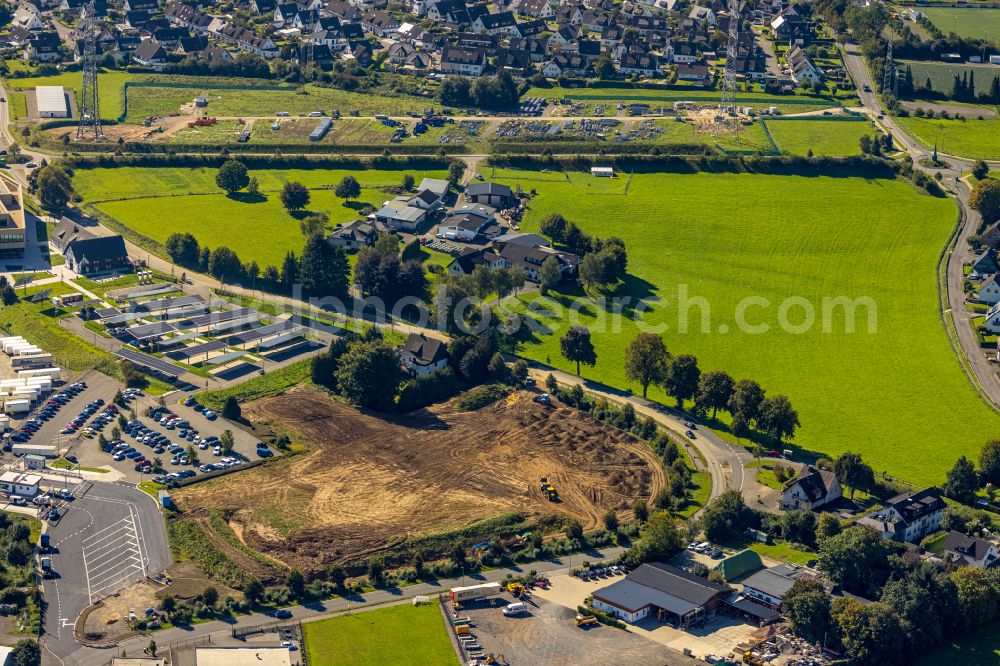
[843,44,1000,407]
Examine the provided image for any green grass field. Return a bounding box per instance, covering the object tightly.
[896,115,1000,160]
[917,621,1000,666]
[901,60,1000,98]
[919,7,1000,39]
[303,600,457,666]
[5,69,138,120]
[73,166,446,267]
[488,168,997,486]
[764,119,871,156]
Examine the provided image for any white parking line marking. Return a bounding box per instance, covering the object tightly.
[80,512,147,604]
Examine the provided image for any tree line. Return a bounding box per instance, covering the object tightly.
[538,213,628,293]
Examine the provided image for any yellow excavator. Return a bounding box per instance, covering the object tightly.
[539,477,558,501]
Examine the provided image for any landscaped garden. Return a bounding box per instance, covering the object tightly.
[488,167,996,486]
[72,165,447,268]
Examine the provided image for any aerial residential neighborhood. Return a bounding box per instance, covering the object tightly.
[0,0,997,663]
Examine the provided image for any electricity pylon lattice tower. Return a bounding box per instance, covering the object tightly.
[77,0,102,141]
[719,0,741,139]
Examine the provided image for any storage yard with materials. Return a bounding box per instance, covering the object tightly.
[172,388,667,573]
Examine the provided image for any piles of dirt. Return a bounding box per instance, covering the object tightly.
[175,389,665,573]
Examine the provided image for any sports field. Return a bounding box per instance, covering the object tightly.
[919,7,1000,40]
[488,168,996,486]
[896,115,1000,160]
[73,166,447,267]
[303,601,457,666]
[763,118,870,156]
[901,60,1000,98]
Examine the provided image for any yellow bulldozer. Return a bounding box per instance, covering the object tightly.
[506,582,525,597]
[539,477,558,501]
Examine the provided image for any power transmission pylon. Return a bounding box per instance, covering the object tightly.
[718,0,741,140]
[77,0,102,141]
[882,39,895,97]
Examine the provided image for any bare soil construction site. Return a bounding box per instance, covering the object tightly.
[174,388,666,573]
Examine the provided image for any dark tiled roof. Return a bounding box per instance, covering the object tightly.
[402,333,448,365]
[67,235,129,263]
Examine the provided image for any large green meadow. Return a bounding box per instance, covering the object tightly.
[302,600,457,666]
[73,166,447,267]
[919,7,1000,40]
[901,60,1000,98]
[489,168,995,485]
[896,115,1000,160]
[764,118,871,156]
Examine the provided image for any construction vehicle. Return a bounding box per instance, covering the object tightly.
[742,652,765,665]
[575,614,598,627]
[506,582,524,598]
[533,393,552,406]
[539,477,558,501]
[455,624,471,636]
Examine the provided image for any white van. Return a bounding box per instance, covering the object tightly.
[502,602,527,616]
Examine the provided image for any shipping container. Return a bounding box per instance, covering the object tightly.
[450,583,502,603]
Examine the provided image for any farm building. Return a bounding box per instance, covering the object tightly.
[712,549,763,582]
[466,182,515,208]
[591,166,614,177]
[34,86,69,118]
[591,562,730,626]
[739,563,818,610]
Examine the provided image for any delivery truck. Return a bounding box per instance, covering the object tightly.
[450,583,501,603]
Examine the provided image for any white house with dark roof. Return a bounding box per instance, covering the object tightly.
[979,274,1000,305]
[400,333,449,377]
[856,488,946,543]
[779,465,841,511]
[942,530,998,568]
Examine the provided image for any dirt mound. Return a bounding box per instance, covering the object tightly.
[174,389,665,573]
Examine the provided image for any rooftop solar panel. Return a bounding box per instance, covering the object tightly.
[114,348,186,378]
[96,308,121,319]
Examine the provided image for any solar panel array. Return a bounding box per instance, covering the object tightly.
[204,350,246,366]
[28,288,52,303]
[257,330,305,350]
[178,339,228,359]
[125,321,177,340]
[115,348,186,378]
[137,294,204,312]
[228,321,302,345]
[96,307,121,319]
[101,312,142,326]
[183,307,255,328]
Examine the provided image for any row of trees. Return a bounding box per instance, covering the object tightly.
[165,232,349,297]
[612,331,801,442]
[439,72,520,111]
[354,235,428,303]
[538,213,628,292]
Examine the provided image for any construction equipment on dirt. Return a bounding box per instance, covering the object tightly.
[533,393,552,406]
[575,614,598,627]
[539,477,558,501]
[505,582,524,598]
[188,117,217,127]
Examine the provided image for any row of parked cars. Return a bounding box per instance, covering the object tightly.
[181,395,218,420]
[58,392,110,436]
[8,381,89,445]
[575,565,628,581]
[688,541,725,559]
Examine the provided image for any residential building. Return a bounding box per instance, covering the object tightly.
[787,45,820,85]
[942,530,999,568]
[591,562,730,626]
[440,45,487,76]
[973,248,1000,276]
[688,4,716,25]
[472,11,517,35]
[986,301,1000,334]
[779,465,842,510]
[327,220,384,250]
[25,31,62,61]
[52,216,95,252]
[0,175,26,258]
[373,198,428,232]
[980,274,1000,305]
[400,333,449,377]
[64,235,132,275]
[437,205,500,241]
[740,563,818,610]
[131,40,167,68]
[856,488,946,543]
[13,4,46,31]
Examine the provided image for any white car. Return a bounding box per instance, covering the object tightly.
[281,641,297,651]
[213,446,222,456]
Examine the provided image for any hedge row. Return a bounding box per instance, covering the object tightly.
[65,153,456,171]
[60,141,471,155]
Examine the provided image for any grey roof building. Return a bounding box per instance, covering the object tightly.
[591,563,730,626]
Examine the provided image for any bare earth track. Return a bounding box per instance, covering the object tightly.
[174,389,666,572]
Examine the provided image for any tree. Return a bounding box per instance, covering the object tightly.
[221,396,241,421]
[447,161,465,186]
[201,585,219,608]
[951,566,1000,629]
[757,394,800,442]
[220,429,234,454]
[148,639,158,657]
[603,509,619,532]
[208,247,243,283]
[334,175,361,201]
[623,333,670,398]
[36,163,72,211]
[161,595,177,613]
[594,53,616,78]
[286,569,306,598]
[663,354,700,409]
[833,452,874,500]
[280,181,310,212]
[335,340,401,411]
[633,499,649,522]
[539,213,568,242]
[560,325,596,376]
[11,639,40,666]
[280,250,299,287]
[539,256,562,295]
[165,232,200,266]
[783,579,832,643]
[980,439,1000,486]
[818,526,890,596]
[624,510,684,566]
[944,455,979,503]
[565,518,584,541]
[299,213,327,238]
[439,75,472,106]
[973,160,990,180]
[700,490,754,544]
[728,379,765,427]
[970,179,1000,221]
[244,579,264,606]
[697,370,735,418]
[215,159,249,194]
[401,173,415,191]
[832,599,906,666]
[816,512,842,542]
[0,276,17,306]
[247,176,259,196]
[299,234,349,297]
[879,563,959,654]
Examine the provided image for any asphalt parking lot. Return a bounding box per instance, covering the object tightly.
[70,392,264,483]
[456,594,690,666]
[42,481,171,660]
[2,371,123,461]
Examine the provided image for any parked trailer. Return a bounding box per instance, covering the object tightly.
[1,337,28,354]
[11,354,53,369]
[3,400,31,414]
[11,444,57,457]
[17,367,61,381]
[450,582,502,603]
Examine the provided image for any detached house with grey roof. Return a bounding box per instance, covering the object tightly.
[779,465,841,511]
[857,488,946,543]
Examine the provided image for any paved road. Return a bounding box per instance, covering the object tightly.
[842,44,1000,408]
[43,480,170,663]
[60,545,627,666]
